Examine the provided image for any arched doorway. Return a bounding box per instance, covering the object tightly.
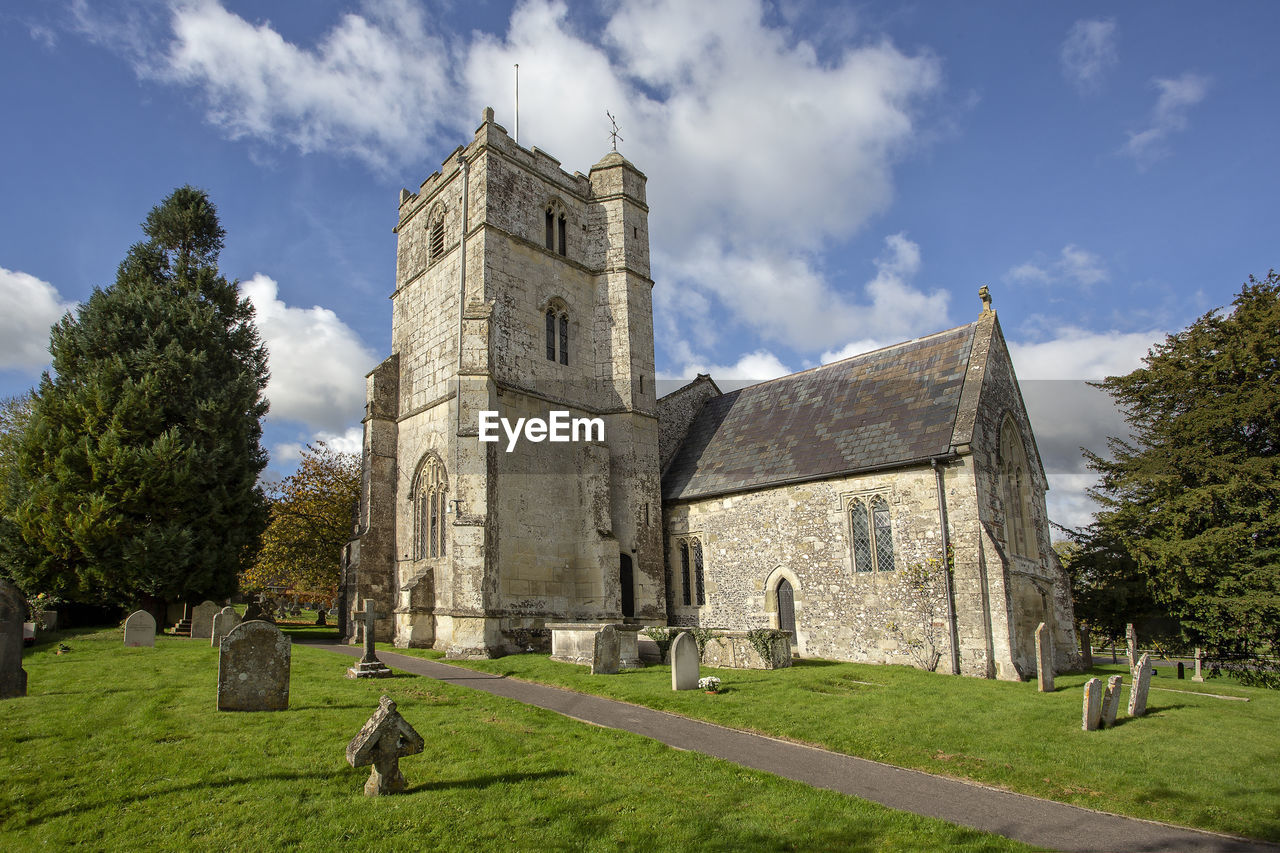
[777,578,796,642]
[619,553,635,618]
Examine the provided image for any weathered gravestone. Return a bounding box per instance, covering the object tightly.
[1177,661,1184,680]
[1126,622,1138,672]
[1035,622,1054,692]
[123,610,157,647]
[1128,652,1153,717]
[591,624,620,675]
[1191,646,1204,683]
[347,599,392,678]
[1081,677,1104,731]
[1101,675,1123,727]
[243,597,272,622]
[217,621,291,711]
[211,606,242,647]
[671,631,700,691]
[1078,624,1093,668]
[0,579,28,699]
[346,695,424,796]
[190,600,220,640]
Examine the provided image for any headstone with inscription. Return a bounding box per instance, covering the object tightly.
[1128,652,1153,717]
[591,624,620,675]
[1081,677,1104,731]
[1035,622,1054,692]
[211,606,242,647]
[217,621,291,711]
[123,610,157,647]
[671,631,699,691]
[1101,675,1123,727]
[347,599,392,678]
[190,600,220,640]
[0,579,28,699]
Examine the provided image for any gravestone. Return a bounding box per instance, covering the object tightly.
[1035,622,1053,692]
[591,624,620,675]
[1126,622,1138,672]
[1177,661,1184,680]
[211,606,242,647]
[123,610,157,647]
[1081,677,1104,731]
[346,695,424,795]
[347,599,392,678]
[671,631,699,691]
[172,603,193,636]
[190,600,220,640]
[243,597,271,622]
[1191,646,1204,683]
[1128,653,1153,717]
[217,620,291,711]
[1078,624,1093,668]
[1101,675,1123,727]
[0,579,28,699]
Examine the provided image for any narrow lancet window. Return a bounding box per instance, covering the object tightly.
[558,313,569,365]
[546,310,556,361]
[558,214,567,256]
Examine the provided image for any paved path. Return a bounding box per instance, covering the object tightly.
[312,643,1276,853]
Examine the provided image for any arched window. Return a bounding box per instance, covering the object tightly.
[413,455,448,560]
[849,494,895,572]
[776,578,796,638]
[999,418,1038,559]
[675,535,705,606]
[428,204,445,264]
[545,303,569,365]
[545,207,555,250]
[557,213,567,256]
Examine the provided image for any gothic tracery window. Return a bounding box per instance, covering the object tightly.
[676,535,705,606]
[849,494,895,572]
[545,303,569,365]
[413,455,448,560]
[999,418,1038,559]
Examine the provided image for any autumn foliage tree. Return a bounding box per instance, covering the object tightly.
[242,442,359,605]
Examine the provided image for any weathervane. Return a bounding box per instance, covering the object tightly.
[606,110,623,151]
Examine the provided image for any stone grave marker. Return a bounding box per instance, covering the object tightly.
[347,599,392,678]
[1191,646,1204,683]
[1128,652,1153,717]
[190,600,220,640]
[217,620,291,711]
[671,631,699,691]
[211,606,242,647]
[1081,677,1103,731]
[172,603,193,636]
[346,695,424,796]
[1101,675,1123,727]
[123,610,157,647]
[1079,624,1093,668]
[1035,622,1053,692]
[0,579,28,699]
[1177,661,1185,680]
[1126,622,1138,672]
[591,624,620,675]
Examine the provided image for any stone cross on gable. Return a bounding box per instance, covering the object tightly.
[346,695,424,795]
[346,598,393,679]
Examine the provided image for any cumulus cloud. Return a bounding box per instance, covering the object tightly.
[1005,244,1108,291]
[1123,72,1210,166]
[1008,326,1161,380]
[660,348,792,385]
[1060,19,1117,93]
[0,266,76,371]
[272,425,364,466]
[241,274,376,432]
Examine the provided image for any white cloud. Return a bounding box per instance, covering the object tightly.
[661,348,793,384]
[241,274,376,432]
[0,267,75,371]
[272,425,363,466]
[1009,326,1162,381]
[1005,244,1108,291]
[1060,19,1117,93]
[1046,474,1103,531]
[1123,72,1210,165]
[819,338,887,365]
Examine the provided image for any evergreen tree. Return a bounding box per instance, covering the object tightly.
[1084,271,1280,685]
[6,187,269,605]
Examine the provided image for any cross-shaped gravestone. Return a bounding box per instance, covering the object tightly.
[346,695,424,795]
[347,599,392,679]
[1191,646,1204,683]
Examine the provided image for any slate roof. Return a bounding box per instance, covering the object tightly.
[662,322,978,502]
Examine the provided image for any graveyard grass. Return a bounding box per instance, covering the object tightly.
[389,648,1280,843]
[3,630,1033,853]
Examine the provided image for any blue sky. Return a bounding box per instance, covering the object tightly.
[2,1,1277,528]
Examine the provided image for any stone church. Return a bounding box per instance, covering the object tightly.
[340,107,1079,680]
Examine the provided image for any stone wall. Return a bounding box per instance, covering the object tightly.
[656,375,720,473]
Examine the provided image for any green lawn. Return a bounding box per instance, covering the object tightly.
[2,629,1034,852]
[384,647,1280,842]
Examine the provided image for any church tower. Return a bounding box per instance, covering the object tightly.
[342,107,665,656]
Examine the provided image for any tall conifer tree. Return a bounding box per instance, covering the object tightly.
[6,187,269,604]
[1084,271,1280,685]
